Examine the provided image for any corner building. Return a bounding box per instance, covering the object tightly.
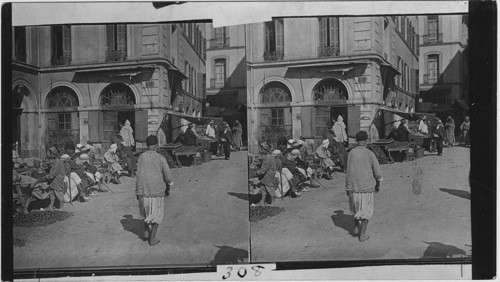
[12,23,206,157]
[246,17,419,155]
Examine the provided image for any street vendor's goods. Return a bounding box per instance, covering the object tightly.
[250,205,284,222]
[14,210,73,227]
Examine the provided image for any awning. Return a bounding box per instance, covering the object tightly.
[75,65,156,75]
[452,99,470,112]
[375,106,433,121]
[380,63,401,76]
[164,110,213,125]
[285,61,368,79]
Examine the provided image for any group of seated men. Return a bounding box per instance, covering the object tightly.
[252,135,349,206]
[13,142,107,213]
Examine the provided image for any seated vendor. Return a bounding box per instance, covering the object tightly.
[29,159,48,179]
[276,149,303,198]
[395,119,411,142]
[184,123,198,146]
[14,171,54,214]
[104,143,123,184]
[316,139,336,180]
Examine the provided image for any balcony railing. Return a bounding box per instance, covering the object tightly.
[317,45,340,58]
[14,51,27,62]
[51,55,72,66]
[210,78,230,89]
[106,50,127,62]
[263,50,284,61]
[209,37,230,49]
[421,33,443,45]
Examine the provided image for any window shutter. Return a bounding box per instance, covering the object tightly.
[106,25,115,52]
[88,111,100,142]
[51,27,59,57]
[275,19,284,53]
[329,17,339,48]
[62,25,71,57]
[117,24,127,51]
[347,106,360,138]
[135,109,149,142]
[265,22,271,51]
[319,18,327,47]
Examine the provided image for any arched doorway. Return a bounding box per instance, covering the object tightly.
[99,83,136,143]
[259,81,292,148]
[312,78,349,138]
[46,86,80,151]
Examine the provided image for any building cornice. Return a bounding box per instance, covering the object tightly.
[12,57,183,75]
[420,41,468,49]
[247,53,391,69]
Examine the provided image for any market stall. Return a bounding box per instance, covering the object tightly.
[369,107,435,163]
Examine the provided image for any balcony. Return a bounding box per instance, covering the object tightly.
[106,50,127,62]
[317,45,340,58]
[209,37,230,49]
[14,51,27,62]
[263,50,284,61]
[51,55,72,66]
[210,78,230,89]
[421,33,443,45]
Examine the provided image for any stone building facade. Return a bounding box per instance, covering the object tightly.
[246,16,419,154]
[12,23,206,157]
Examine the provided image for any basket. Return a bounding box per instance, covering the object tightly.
[415,146,425,158]
[202,150,212,162]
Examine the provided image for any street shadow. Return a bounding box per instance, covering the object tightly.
[209,245,249,266]
[439,188,470,200]
[227,192,249,202]
[421,241,466,258]
[330,210,356,236]
[120,214,146,239]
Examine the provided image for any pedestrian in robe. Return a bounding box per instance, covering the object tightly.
[104,143,123,184]
[219,122,234,160]
[136,135,174,246]
[445,116,456,146]
[332,115,348,145]
[433,119,447,156]
[232,120,243,151]
[184,123,198,146]
[34,154,72,210]
[460,116,470,147]
[205,120,216,138]
[316,139,335,180]
[120,119,137,176]
[345,131,383,242]
[254,142,277,206]
[418,116,429,134]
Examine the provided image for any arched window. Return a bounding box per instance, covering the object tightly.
[46,86,80,151]
[100,83,135,106]
[312,79,348,101]
[259,82,292,145]
[261,81,291,103]
[312,79,349,137]
[99,83,135,142]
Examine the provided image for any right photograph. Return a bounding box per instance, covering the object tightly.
[246,14,471,262]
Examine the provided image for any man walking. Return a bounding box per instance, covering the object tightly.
[219,122,234,160]
[345,131,383,242]
[136,135,174,246]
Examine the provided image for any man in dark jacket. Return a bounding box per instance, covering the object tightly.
[254,142,276,205]
[184,123,198,146]
[433,118,447,156]
[219,122,234,160]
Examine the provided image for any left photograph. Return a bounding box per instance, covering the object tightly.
[11,19,249,268]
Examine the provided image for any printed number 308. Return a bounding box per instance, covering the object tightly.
[222,265,265,279]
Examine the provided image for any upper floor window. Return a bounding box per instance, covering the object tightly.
[51,25,72,66]
[318,17,340,57]
[427,55,439,84]
[13,27,26,62]
[264,19,284,61]
[106,24,127,61]
[427,15,439,40]
[211,27,228,48]
[212,58,226,88]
